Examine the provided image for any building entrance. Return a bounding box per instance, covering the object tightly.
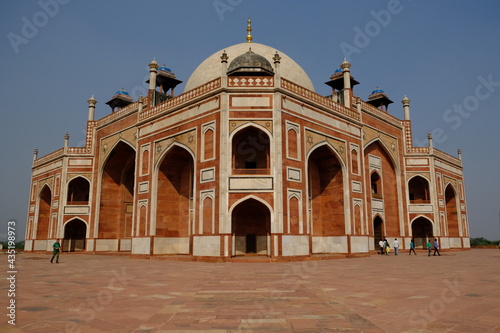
[412,217,433,248]
[232,199,270,256]
[63,219,87,252]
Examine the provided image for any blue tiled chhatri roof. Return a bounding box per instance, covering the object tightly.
[371,87,384,94]
[115,89,129,96]
[158,66,171,72]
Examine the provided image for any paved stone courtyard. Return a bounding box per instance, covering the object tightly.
[1,249,500,332]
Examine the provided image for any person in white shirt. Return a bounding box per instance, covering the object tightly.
[378,239,385,255]
[392,238,399,255]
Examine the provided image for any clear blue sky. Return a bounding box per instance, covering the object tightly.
[1,0,499,241]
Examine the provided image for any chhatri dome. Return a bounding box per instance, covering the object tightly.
[184,20,315,92]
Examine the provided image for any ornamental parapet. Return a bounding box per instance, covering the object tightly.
[33,148,64,167]
[228,76,274,87]
[67,147,92,154]
[139,78,221,121]
[433,149,462,166]
[359,99,402,128]
[281,79,360,121]
[408,147,430,154]
[96,102,139,128]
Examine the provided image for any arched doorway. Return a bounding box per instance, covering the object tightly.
[408,176,430,203]
[64,219,87,252]
[364,141,400,236]
[445,184,459,237]
[231,126,270,175]
[373,216,383,250]
[36,185,52,240]
[308,145,344,237]
[231,199,270,256]
[411,217,433,248]
[156,145,194,240]
[370,171,382,198]
[67,177,90,205]
[98,141,135,241]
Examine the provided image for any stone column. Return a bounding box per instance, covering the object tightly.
[148,59,159,90]
[273,51,281,87]
[87,95,97,121]
[33,148,38,164]
[427,132,433,155]
[341,59,352,108]
[220,50,228,88]
[64,132,70,153]
[402,95,411,120]
[137,95,144,113]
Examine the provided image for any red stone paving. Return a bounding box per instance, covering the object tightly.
[1,249,500,332]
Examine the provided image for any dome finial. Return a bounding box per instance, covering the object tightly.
[246,17,253,43]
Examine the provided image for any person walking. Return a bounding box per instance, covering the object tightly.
[384,239,390,256]
[392,238,399,256]
[379,239,385,255]
[433,238,441,256]
[50,239,61,263]
[409,239,417,255]
[426,240,432,256]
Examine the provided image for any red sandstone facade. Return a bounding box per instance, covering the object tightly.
[25,41,470,259]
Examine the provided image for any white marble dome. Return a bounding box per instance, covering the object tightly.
[184,42,315,92]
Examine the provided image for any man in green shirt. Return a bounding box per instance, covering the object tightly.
[50,239,61,263]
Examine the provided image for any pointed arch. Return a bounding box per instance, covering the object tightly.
[66,176,91,205]
[445,183,459,237]
[37,182,53,197]
[353,202,362,235]
[307,142,347,237]
[351,148,359,174]
[288,194,300,234]
[202,194,214,234]
[408,175,431,204]
[63,217,89,229]
[203,127,215,161]
[411,216,434,248]
[154,143,194,238]
[228,194,274,216]
[138,200,148,237]
[230,196,272,256]
[153,141,196,170]
[99,139,136,172]
[36,184,52,240]
[287,127,299,159]
[63,218,88,252]
[373,215,384,250]
[306,141,347,170]
[364,140,401,236]
[97,140,136,241]
[370,171,382,198]
[230,124,271,175]
[363,138,398,171]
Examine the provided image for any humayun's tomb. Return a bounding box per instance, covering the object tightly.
[25,20,469,260]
